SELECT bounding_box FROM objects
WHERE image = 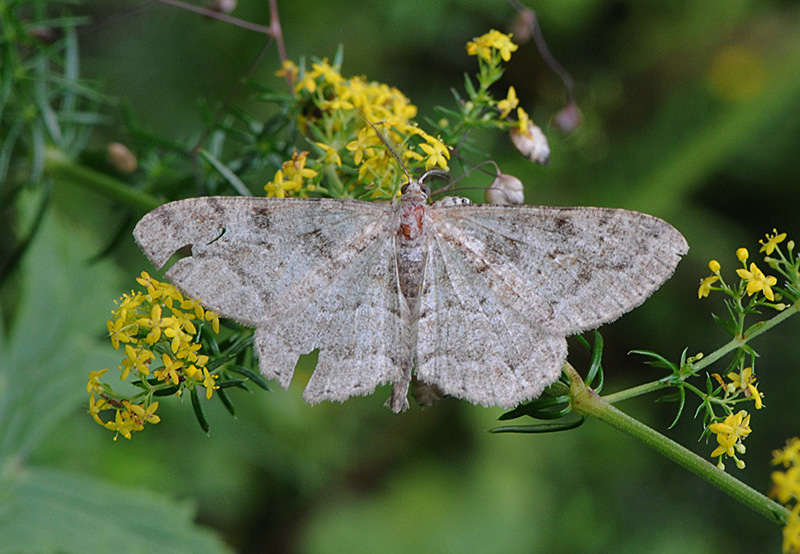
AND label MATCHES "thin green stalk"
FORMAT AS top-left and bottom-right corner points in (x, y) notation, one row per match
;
(693, 303), (800, 372)
(601, 379), (671, 404)
(44, 147), (161, 211)
(602, 303), (800, 405)
(566, 362), (788, 525)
